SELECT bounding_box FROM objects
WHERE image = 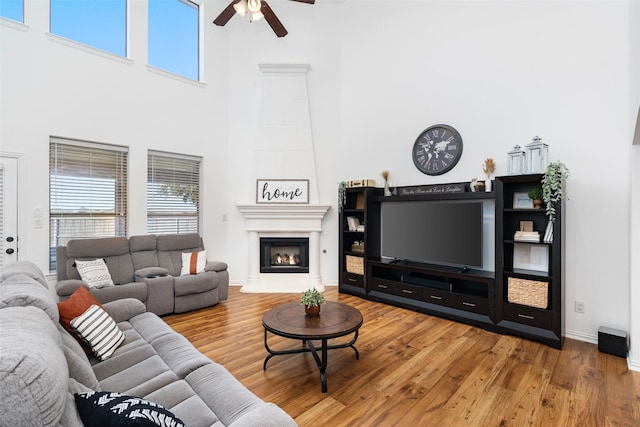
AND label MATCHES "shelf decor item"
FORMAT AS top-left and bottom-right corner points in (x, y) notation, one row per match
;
(346, 255), (364, 275)
(507, 145), (526, 175)
(482, 158), (496, 192)
(300, 287), (326, 316)
(542, 161), (569, 222)
(527, 185), (544, 209)
(381, 170), (392, 196)
(507, 277), (549, 309)
(412, 124), (463, 176)
(338, 181), (346, 212)
(525, 136), (549, 173)
(513, 192), (534, 209)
